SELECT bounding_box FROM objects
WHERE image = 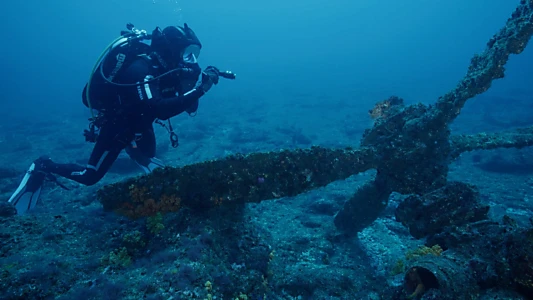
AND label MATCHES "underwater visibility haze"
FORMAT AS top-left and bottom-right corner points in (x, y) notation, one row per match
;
(0, 0), (533, 299)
